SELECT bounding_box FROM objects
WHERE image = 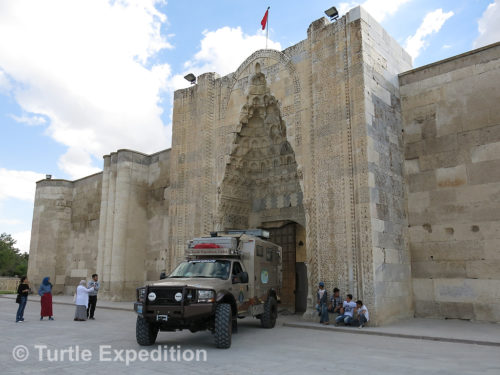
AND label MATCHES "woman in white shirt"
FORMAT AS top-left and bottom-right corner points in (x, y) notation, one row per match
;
(74, 280), (95, 321)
